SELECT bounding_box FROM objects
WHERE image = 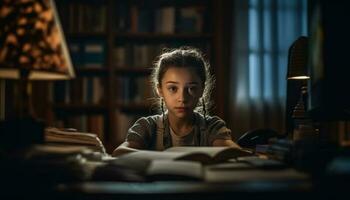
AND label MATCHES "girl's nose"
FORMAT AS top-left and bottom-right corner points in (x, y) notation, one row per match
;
(178, 88), (189, 102)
